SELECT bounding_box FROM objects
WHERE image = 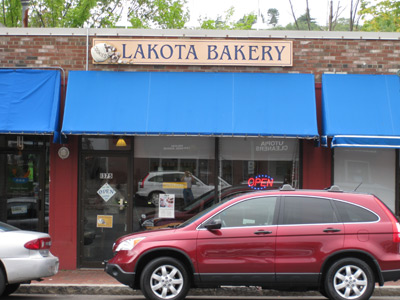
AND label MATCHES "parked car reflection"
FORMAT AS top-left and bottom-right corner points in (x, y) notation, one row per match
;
(136, 171), (230, 206)
(7, 197), (48, 232)
(140, 185), (253, 230)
